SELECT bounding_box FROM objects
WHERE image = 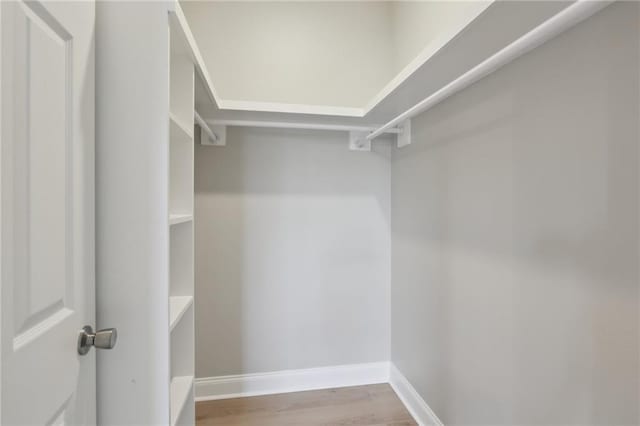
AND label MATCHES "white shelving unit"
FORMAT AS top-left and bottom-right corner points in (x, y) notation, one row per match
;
(96, 2), (215, 424)
(170, 375), (195, 426)
(169, 6), (196, 425)
(170, 214), (194, 226)
(170, 296), (194, 331)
